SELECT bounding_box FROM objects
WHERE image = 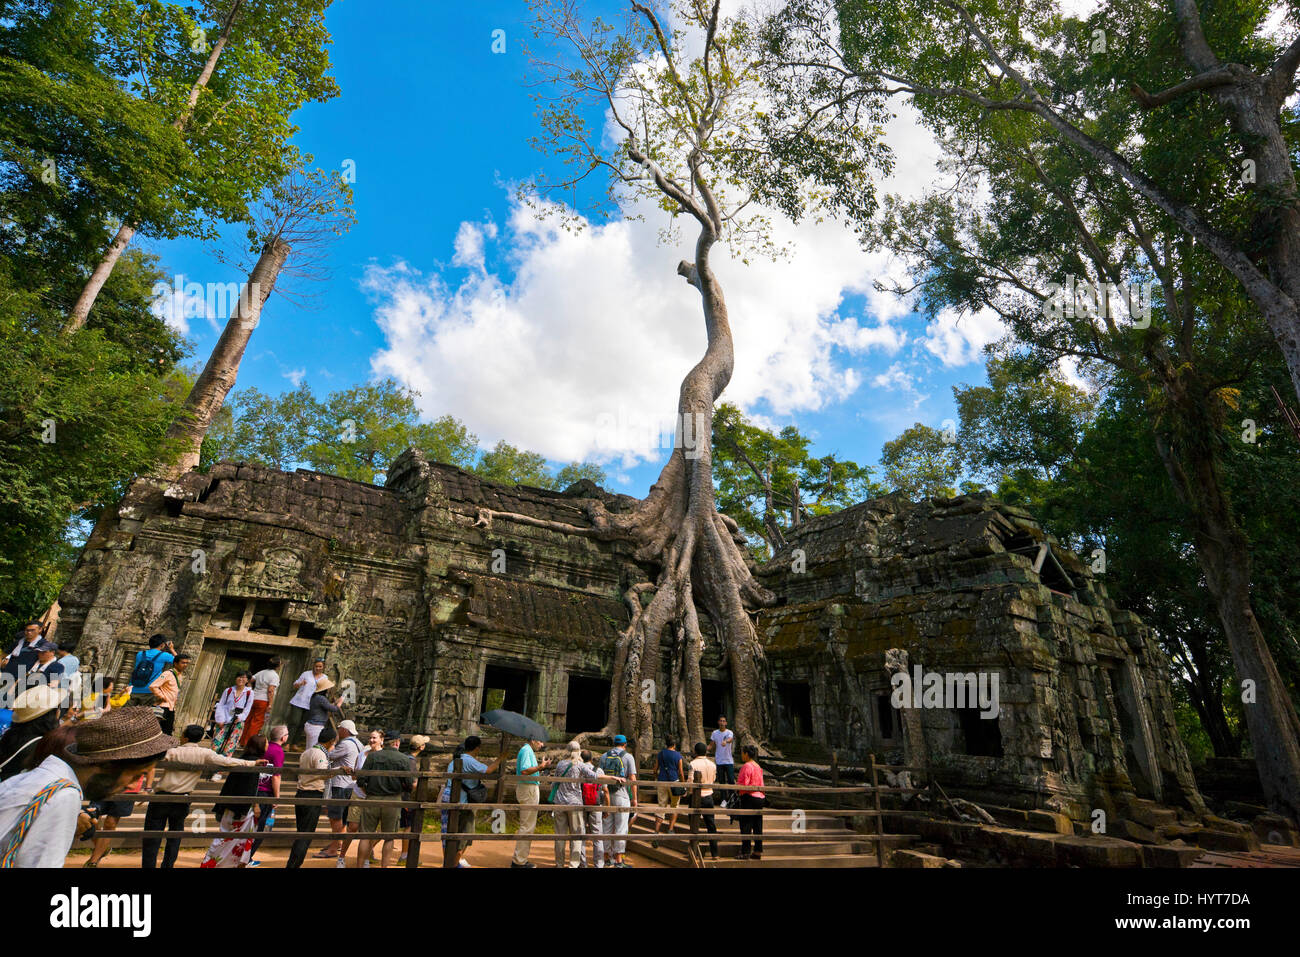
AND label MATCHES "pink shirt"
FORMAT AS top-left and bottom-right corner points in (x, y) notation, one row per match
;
(737, 761), (765, 799)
